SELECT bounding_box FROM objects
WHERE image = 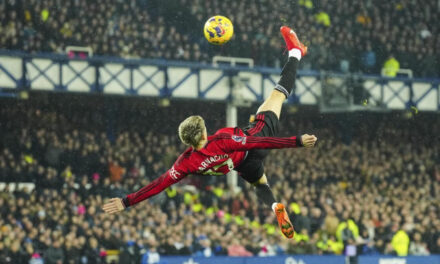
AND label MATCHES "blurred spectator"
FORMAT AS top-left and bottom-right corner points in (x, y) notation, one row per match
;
(44, 240), (64, 264)
(29, 253), (44, 264)
(227, 239), (253, 257)
(119, 239), (141, 264)
(141, 247), (160, 264)
(409, 233), (430, 256)
(361, 241), (380, 256)
(323, 210), (339, 236)
(361, 43), (376, 73)
(431, 237), (440, 254)
(7, 241), (28, 263)
(315, 11), (331, 27)
(109, 161), (125, 183)
(294, 207), (311, 234)
(195, 238), (212, 257)
(84, 237), (104, 264)
(382, 55), (400, 77)
(391, 226), (410, 256)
